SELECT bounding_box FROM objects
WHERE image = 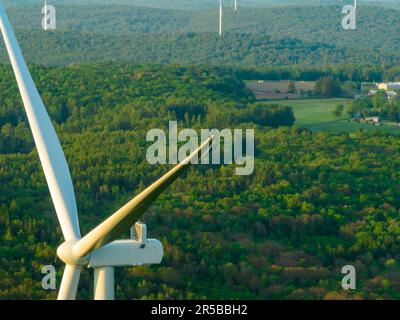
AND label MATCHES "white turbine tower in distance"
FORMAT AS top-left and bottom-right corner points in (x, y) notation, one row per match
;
(0, 2), (213, 300)
(234, 0), (237, 12)
(44, 0), (47, 30)
(44, 0), (47, 31)
(219, 0), (223, 36)
(354, 0), (357, 29)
